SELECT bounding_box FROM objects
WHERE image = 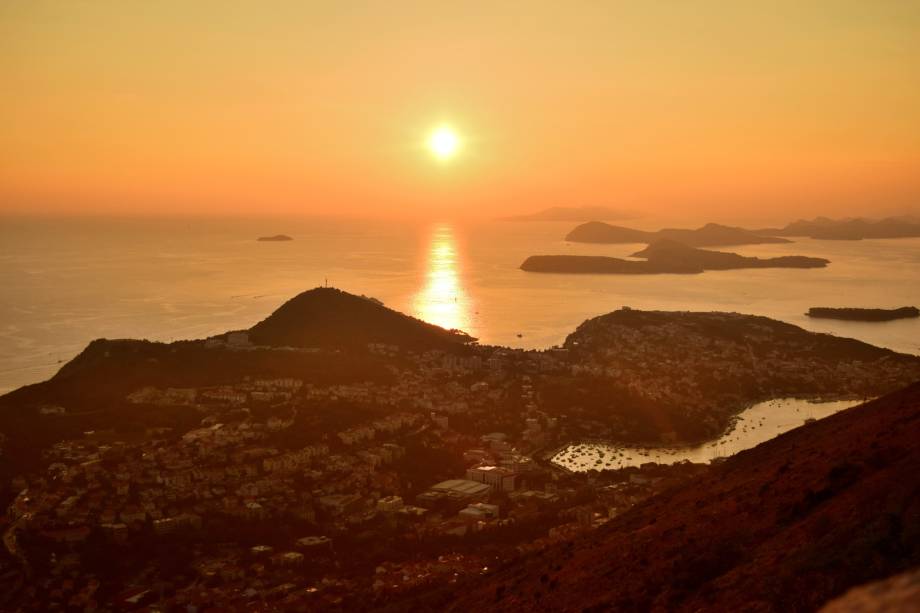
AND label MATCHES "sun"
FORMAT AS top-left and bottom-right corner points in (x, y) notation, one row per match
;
(428, 125), (460, 160)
